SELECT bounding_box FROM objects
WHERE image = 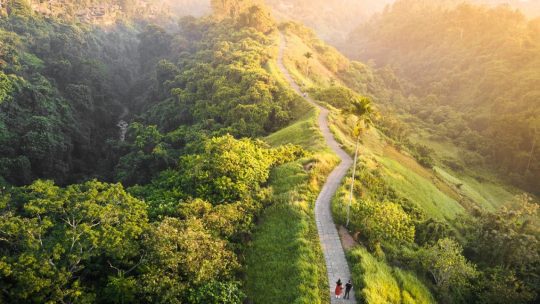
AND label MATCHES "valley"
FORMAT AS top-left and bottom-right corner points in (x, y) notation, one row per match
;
(0, 0), (538, 304)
